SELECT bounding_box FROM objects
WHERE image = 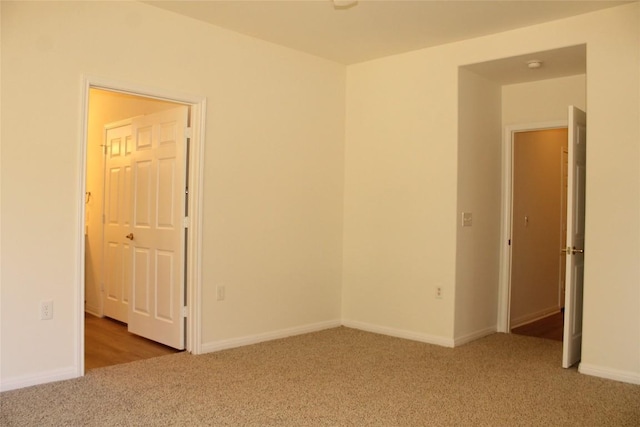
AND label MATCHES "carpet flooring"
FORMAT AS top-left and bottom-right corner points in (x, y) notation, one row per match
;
(1, 327), (639, 426)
